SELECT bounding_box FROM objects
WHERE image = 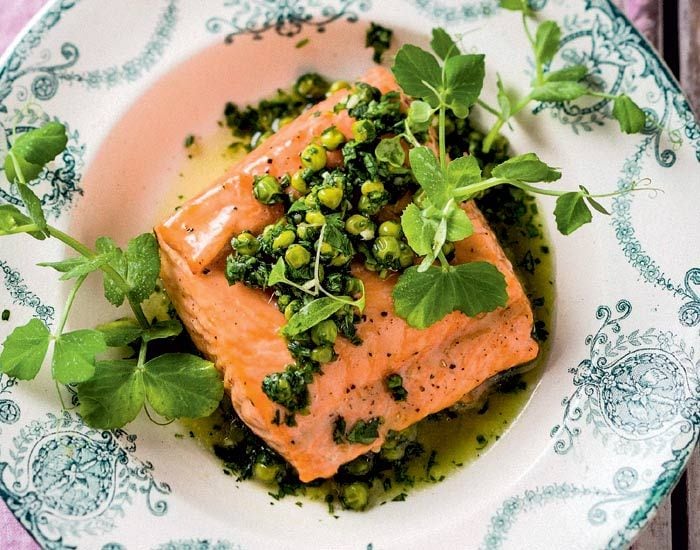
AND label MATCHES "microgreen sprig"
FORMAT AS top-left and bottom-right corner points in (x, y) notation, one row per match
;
(479, 0), (647, 152)
(0, 123), (223, 428)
